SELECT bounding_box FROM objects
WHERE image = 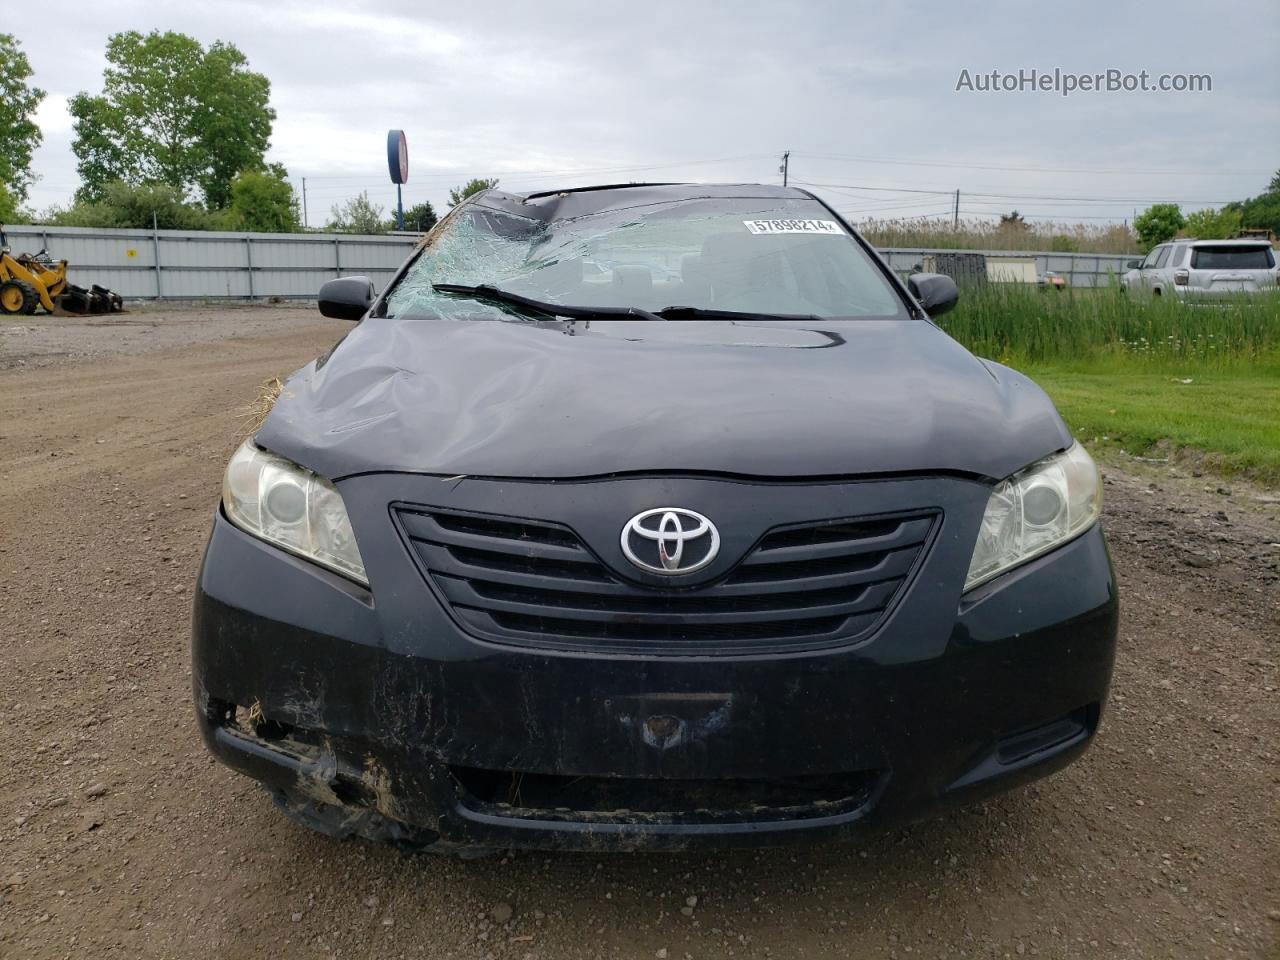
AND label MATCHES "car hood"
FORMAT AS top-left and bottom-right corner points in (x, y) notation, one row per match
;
(257, 316), (1071, 482)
